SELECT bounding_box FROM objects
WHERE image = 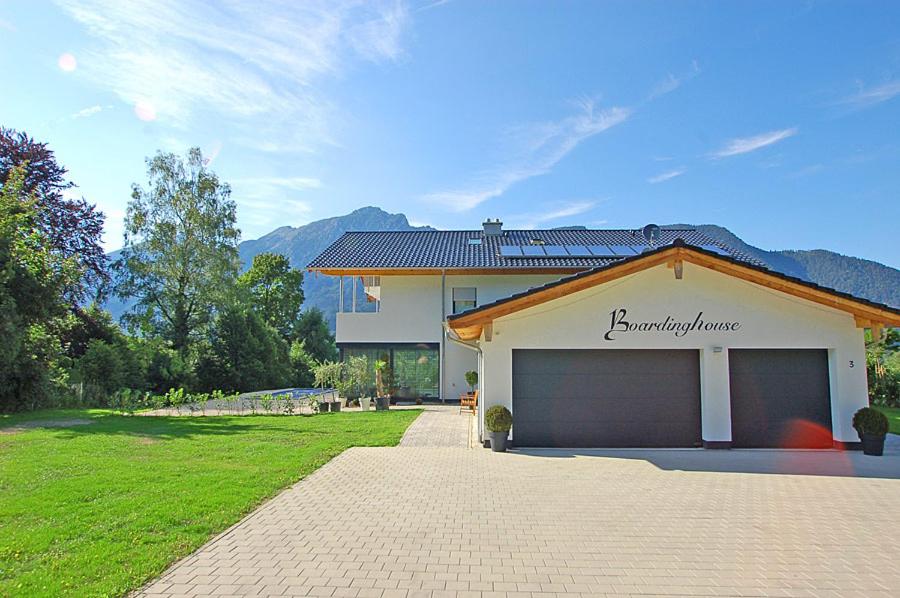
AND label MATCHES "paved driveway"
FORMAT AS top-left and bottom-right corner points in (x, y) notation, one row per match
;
(140, 413), (900, 598)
